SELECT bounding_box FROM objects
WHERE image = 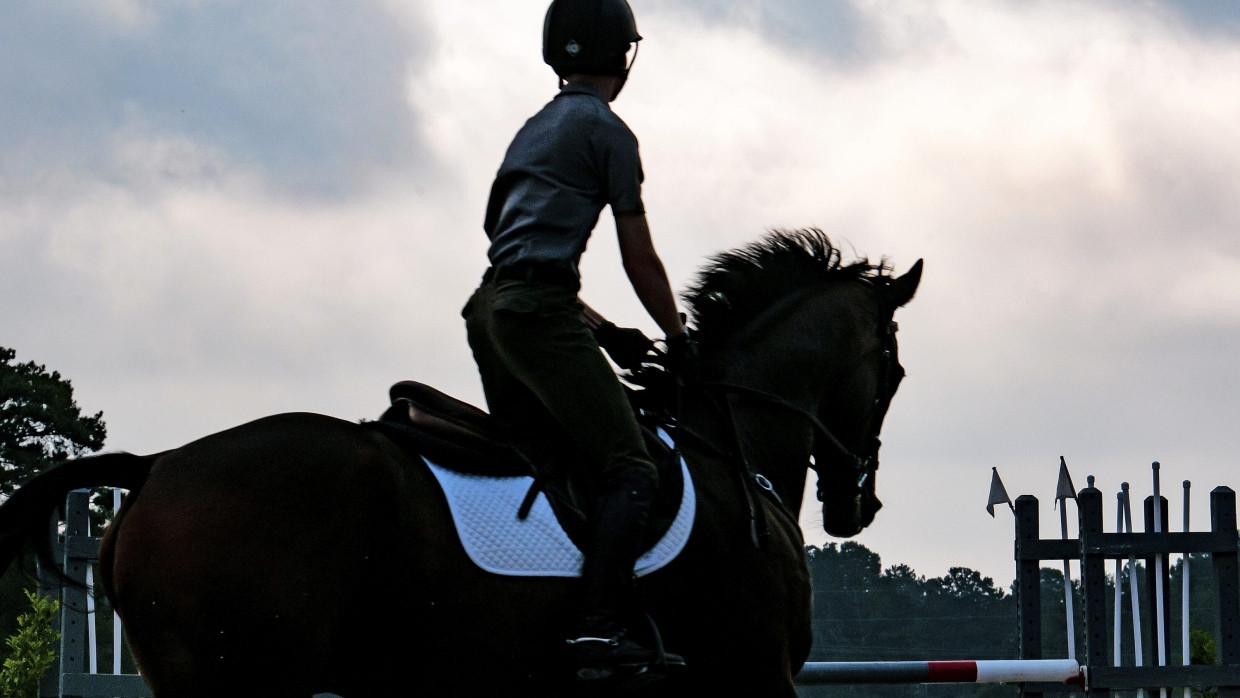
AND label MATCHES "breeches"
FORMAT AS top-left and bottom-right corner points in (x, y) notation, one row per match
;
(462, 278), (656, 485)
